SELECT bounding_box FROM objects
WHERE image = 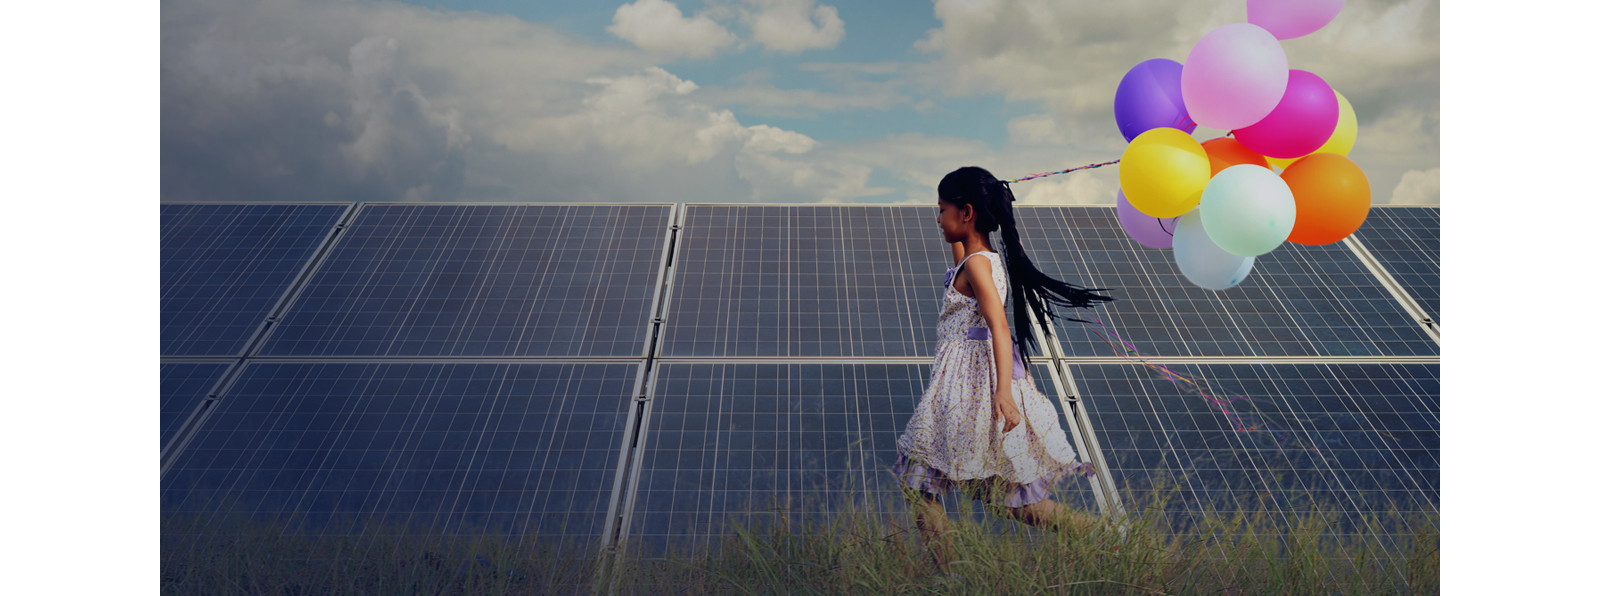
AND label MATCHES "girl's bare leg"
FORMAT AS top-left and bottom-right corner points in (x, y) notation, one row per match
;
(1007, 498), (1096, 534)
(911, 492), (952, 573)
